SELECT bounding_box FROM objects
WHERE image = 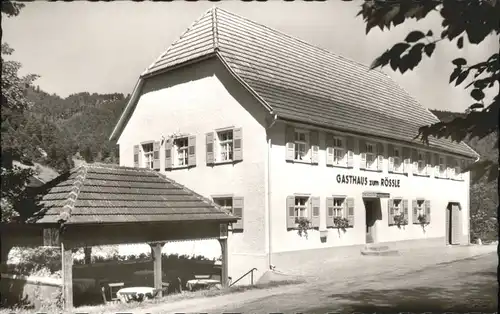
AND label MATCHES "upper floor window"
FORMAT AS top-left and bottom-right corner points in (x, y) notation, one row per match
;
(333, 137), (345, 165)
(365, 142), (376, 169)
(217, 130), (233, 162)
(417, 151), (426, 173)
(439, 156), (446, 175)
(142, 143), (154, 169)
(174, 137), (189, 167)
(393, 147), (402, 172)
(214, 197), (233, 212)
(294, 130), (309, 161)
(294, 196), (309, 218)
